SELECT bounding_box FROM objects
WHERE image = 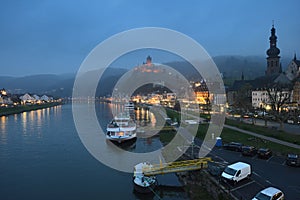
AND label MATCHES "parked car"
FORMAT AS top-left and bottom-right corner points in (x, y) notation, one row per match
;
(221, 162), (251, 184)
(286, 153), (300, 167)
(257, 148), (272, 159)
(223, 142), (243, 152)
(242, 146), (257, 157)
(252, 187), (284, 200)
